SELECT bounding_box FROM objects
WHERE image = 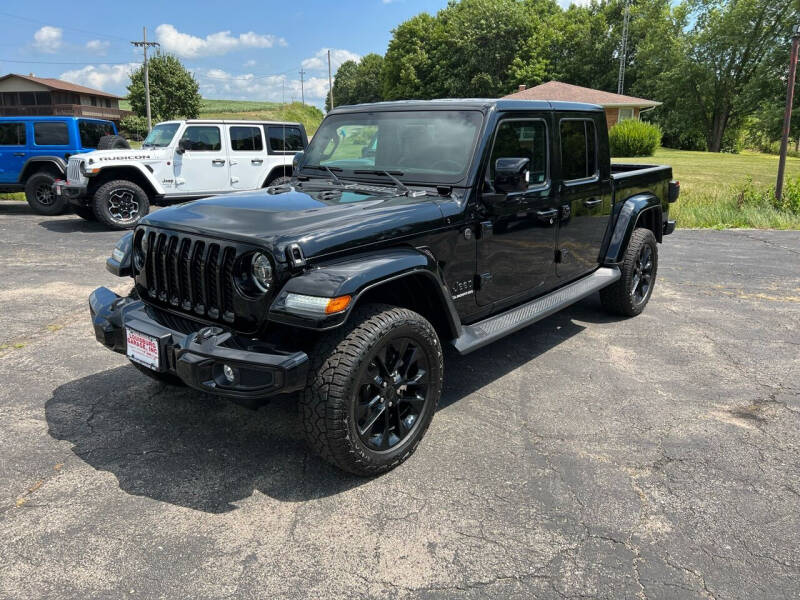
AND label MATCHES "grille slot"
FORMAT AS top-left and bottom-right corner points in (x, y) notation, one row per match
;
(67, 159), (82, 182)
(140, 228), (242, 327)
